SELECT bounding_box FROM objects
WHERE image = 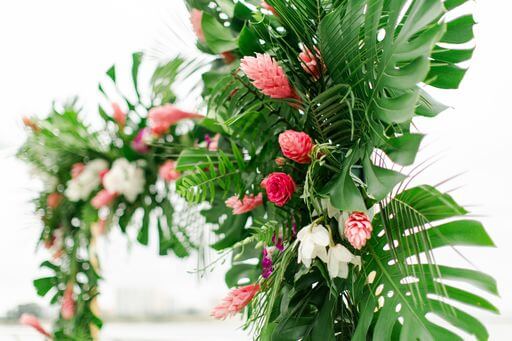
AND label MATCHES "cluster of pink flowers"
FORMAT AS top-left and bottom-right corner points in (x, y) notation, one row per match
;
(240, 53), (297, 99)
(261, 172), (296, 207)
(344, 212), (373, 250)
(278, 130), (314, 164)
(159, 160), (180, 182)
(225, 193), (263, 214)
(211, 284), (260, 319)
